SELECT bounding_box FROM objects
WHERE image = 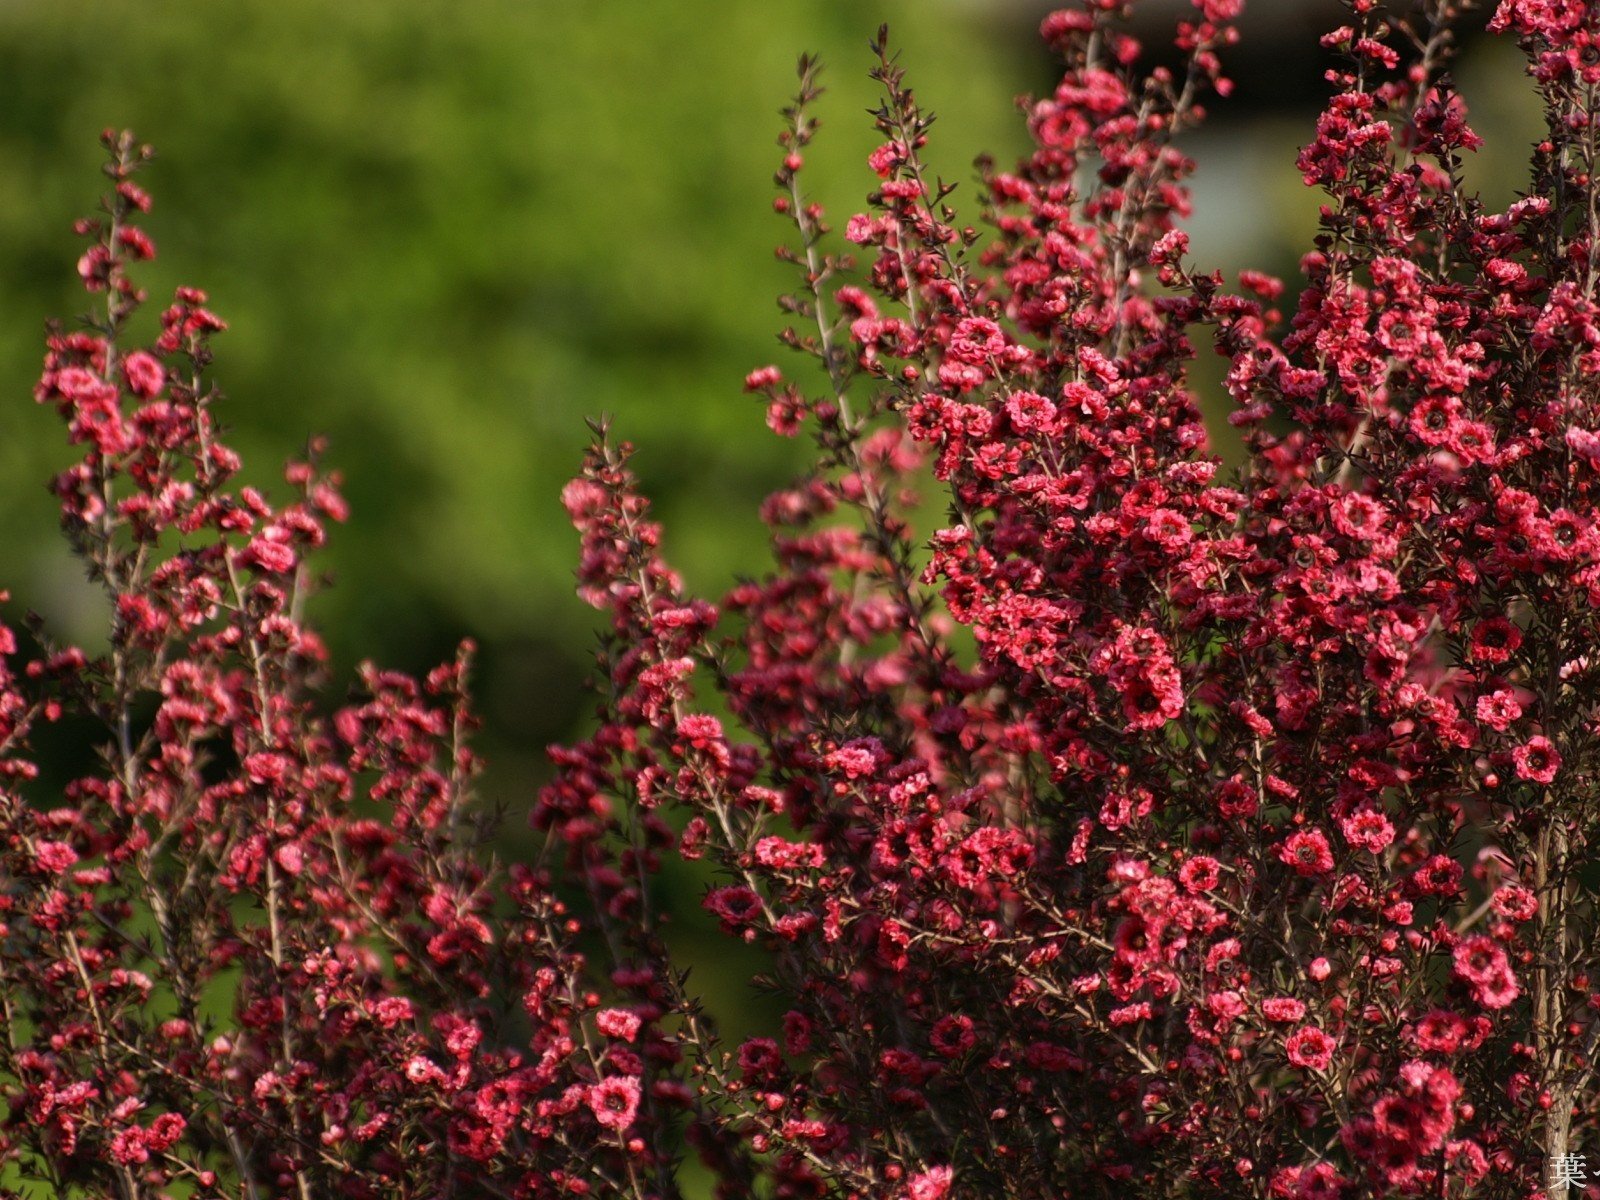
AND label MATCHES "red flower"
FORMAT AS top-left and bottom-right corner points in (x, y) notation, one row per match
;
(1468, 616), (1522, 664)
(1178, 855), (1221, 893)
(19, 5), (1600, 1194)
(31, 841), (78, 874)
